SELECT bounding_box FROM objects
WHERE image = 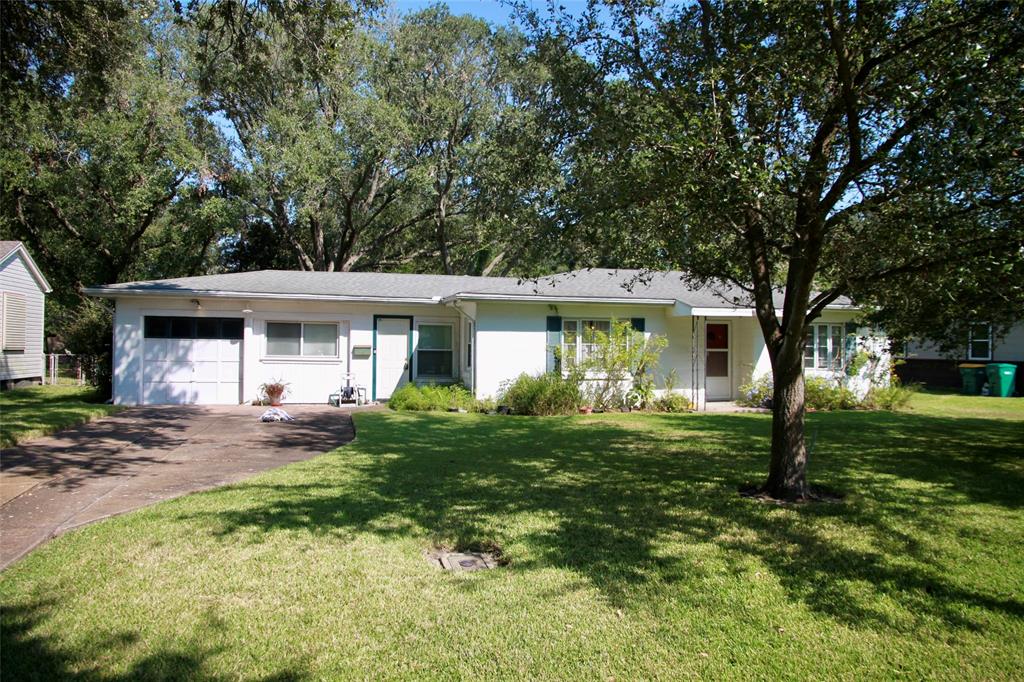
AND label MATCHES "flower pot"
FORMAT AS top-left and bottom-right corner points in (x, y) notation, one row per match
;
(270, 400), (282, 407)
